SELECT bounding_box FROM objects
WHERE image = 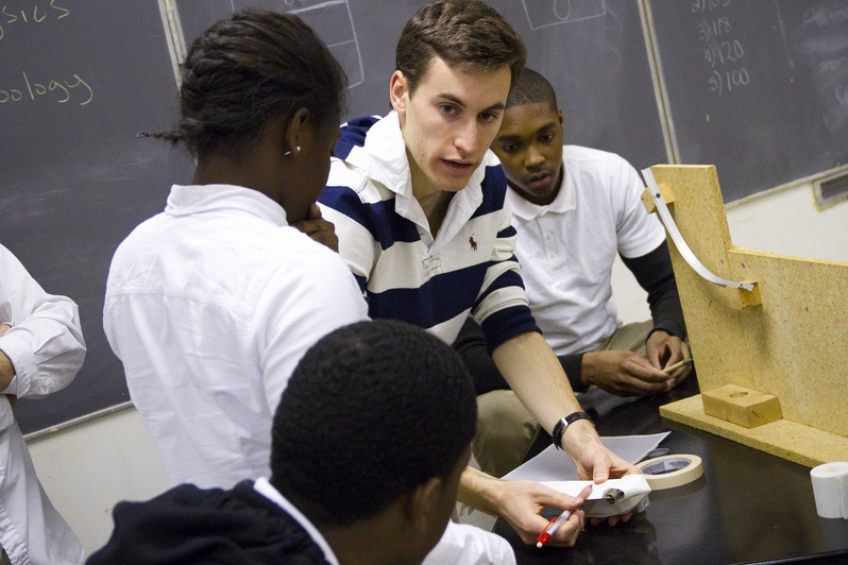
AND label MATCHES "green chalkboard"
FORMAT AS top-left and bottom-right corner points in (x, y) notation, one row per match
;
(649, 0), (848, 201)
(0, 1), (193, 433)
(174, 0), (668, 173)
(6, 0), (845, 434)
